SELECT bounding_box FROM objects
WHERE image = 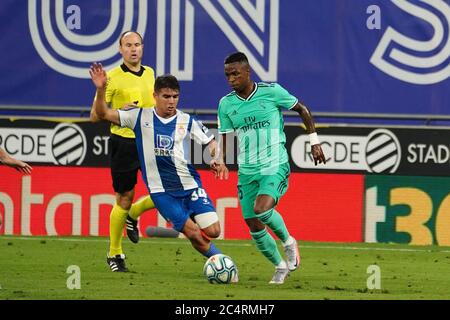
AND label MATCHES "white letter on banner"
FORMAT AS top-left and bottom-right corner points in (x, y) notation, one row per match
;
(366, 5), (381, 30)
(66, 5), (81, 30)
(45, 194), (82, 236)
(364, 187), (386, 243)
(0, 193), (14, 235)
(21, 176), (44, 236)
